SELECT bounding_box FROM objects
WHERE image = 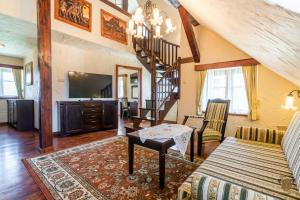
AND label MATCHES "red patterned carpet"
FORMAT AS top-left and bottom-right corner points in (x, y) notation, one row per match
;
(23, 136), (200, 200)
